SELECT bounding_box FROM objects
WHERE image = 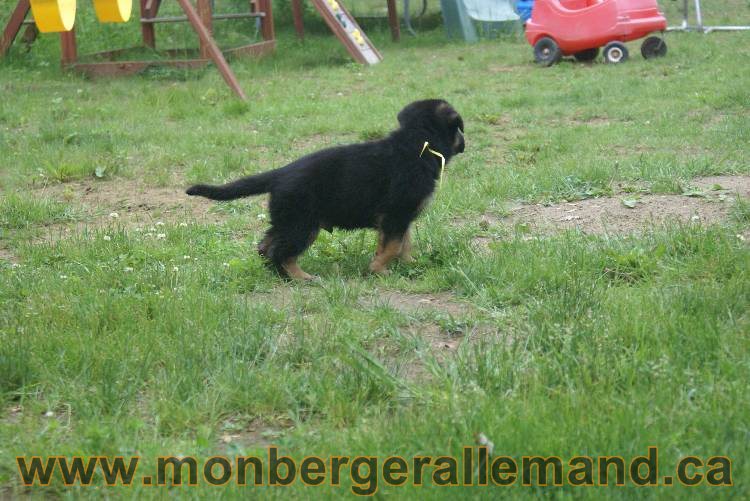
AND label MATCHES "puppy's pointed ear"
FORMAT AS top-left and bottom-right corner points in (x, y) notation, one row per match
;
(436, 101), (459, 122)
